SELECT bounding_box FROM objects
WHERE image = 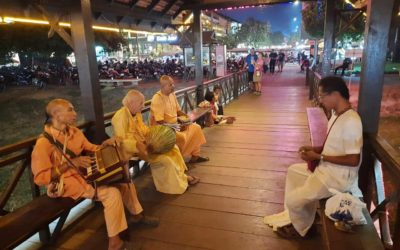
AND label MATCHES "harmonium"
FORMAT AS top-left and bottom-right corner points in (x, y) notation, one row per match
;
(82, 145), (130, 186)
